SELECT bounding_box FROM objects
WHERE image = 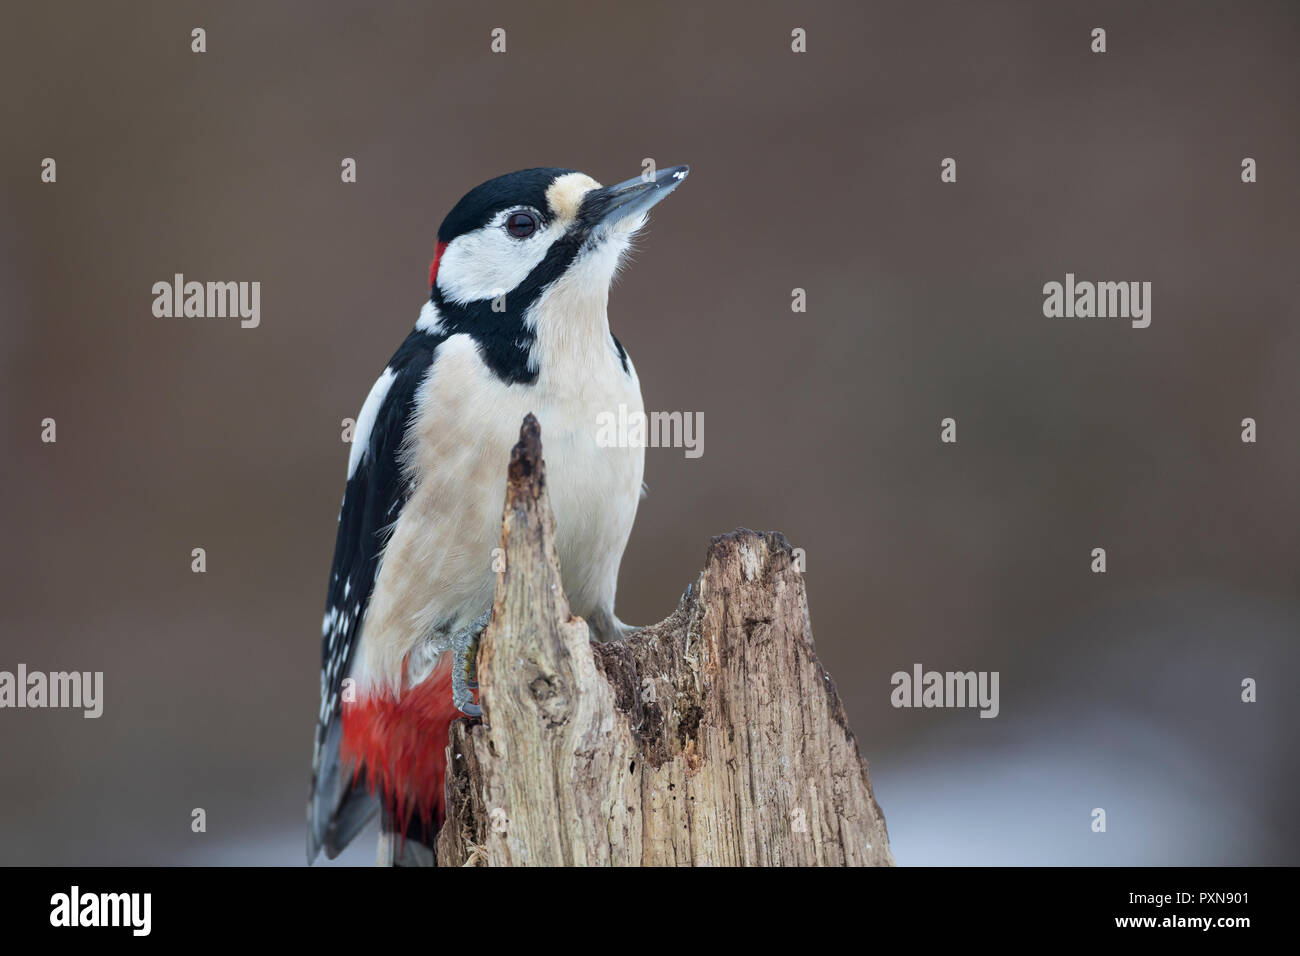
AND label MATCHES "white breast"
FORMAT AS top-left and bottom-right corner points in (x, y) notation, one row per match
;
(352, 297), (644, 699)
